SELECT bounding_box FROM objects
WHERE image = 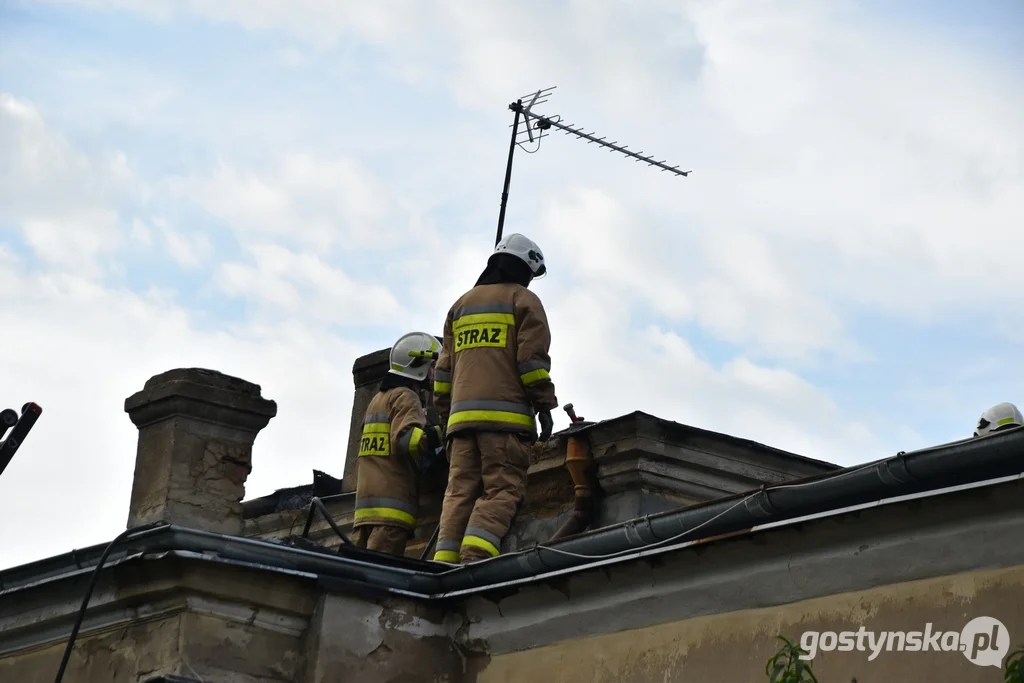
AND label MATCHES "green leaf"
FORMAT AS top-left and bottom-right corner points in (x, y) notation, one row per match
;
(1005, 647), (1024, 683)
(765, 633), (819, 683)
